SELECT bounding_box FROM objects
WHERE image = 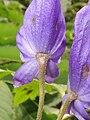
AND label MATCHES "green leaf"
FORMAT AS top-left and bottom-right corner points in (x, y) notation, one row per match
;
(13, 80), (57, 107)
(14, 105), (35, 120)
(0, 81), (35, 120)
(13, 80), (39, 107)
(54, 48), (70, 85)
(7, 9), (23, 24)
(45, 83), (55, 93)
(61, 0), (71, 12)
(42, 112), (57, 120)
(0, 81), (13, 120)
(0, 46), (20, 60)
(62, 48), (70, 60)
(7, 1), (24, 11)
(14, 80), (67, 107)
(0, 2), (8, 19)
(0, 23), (20, 45)
(0, 69), (14, 84)
(55, 59), (68, 84)
(44, 84), (66, 115)
(0, 69), (14, 80)
(63, 114), (77, 120)
(0, 1), (24, 24)
(51, 83), (67, 96)
(44, 93), (60, 115)
(0, 62), (21, 71)
(47, 114), (57, 120)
